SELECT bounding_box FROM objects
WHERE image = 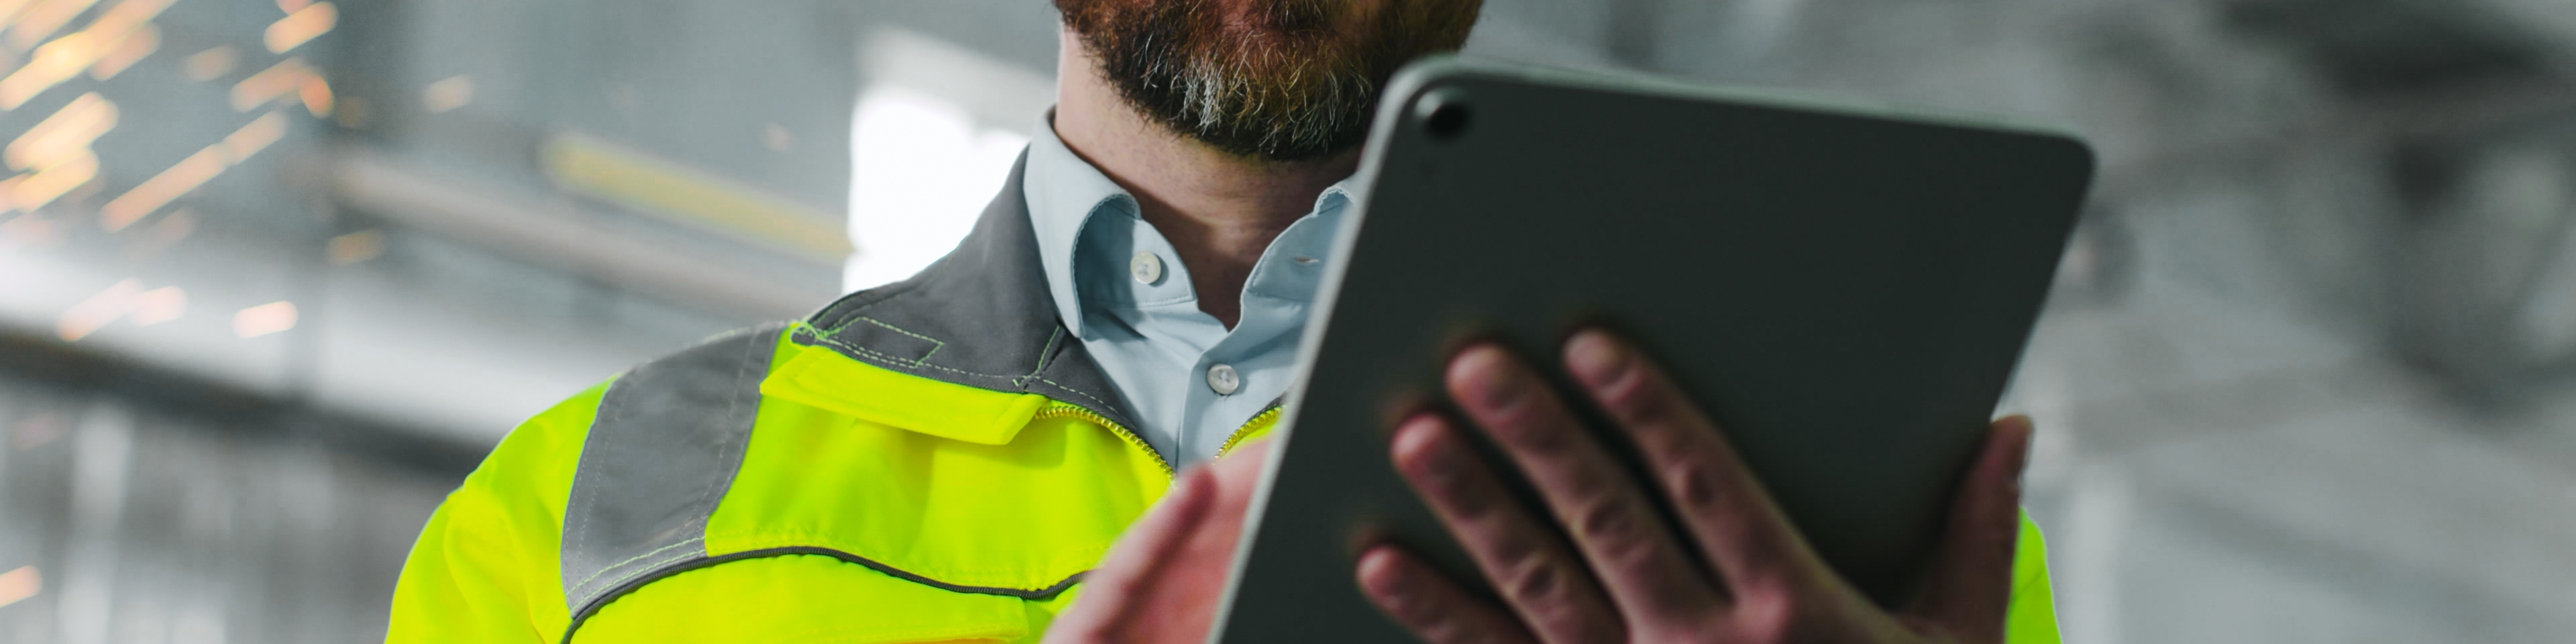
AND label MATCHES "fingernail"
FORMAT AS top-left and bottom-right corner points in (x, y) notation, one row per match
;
(1985, 415), (2035, 492)
(2008, 416), (2035, 485)
(1354, 546), (1412, 604)
(1563, 329), (1626, 385)
(1393, 417), (1493, 515)
(2000, 416), (2033, 458)
(1393, 415), (1458, 478)
(1356, 545), (1400, 580)
(1448, 345), (1521, 409)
